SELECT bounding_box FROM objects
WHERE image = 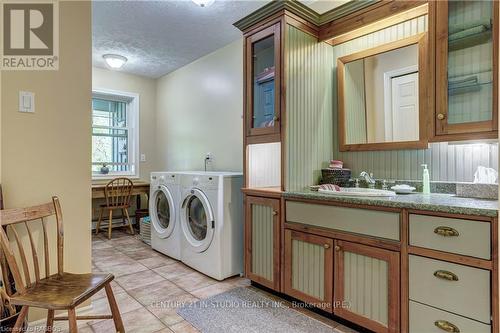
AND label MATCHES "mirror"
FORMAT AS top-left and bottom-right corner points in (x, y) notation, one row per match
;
(338, 33), (429, 151)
